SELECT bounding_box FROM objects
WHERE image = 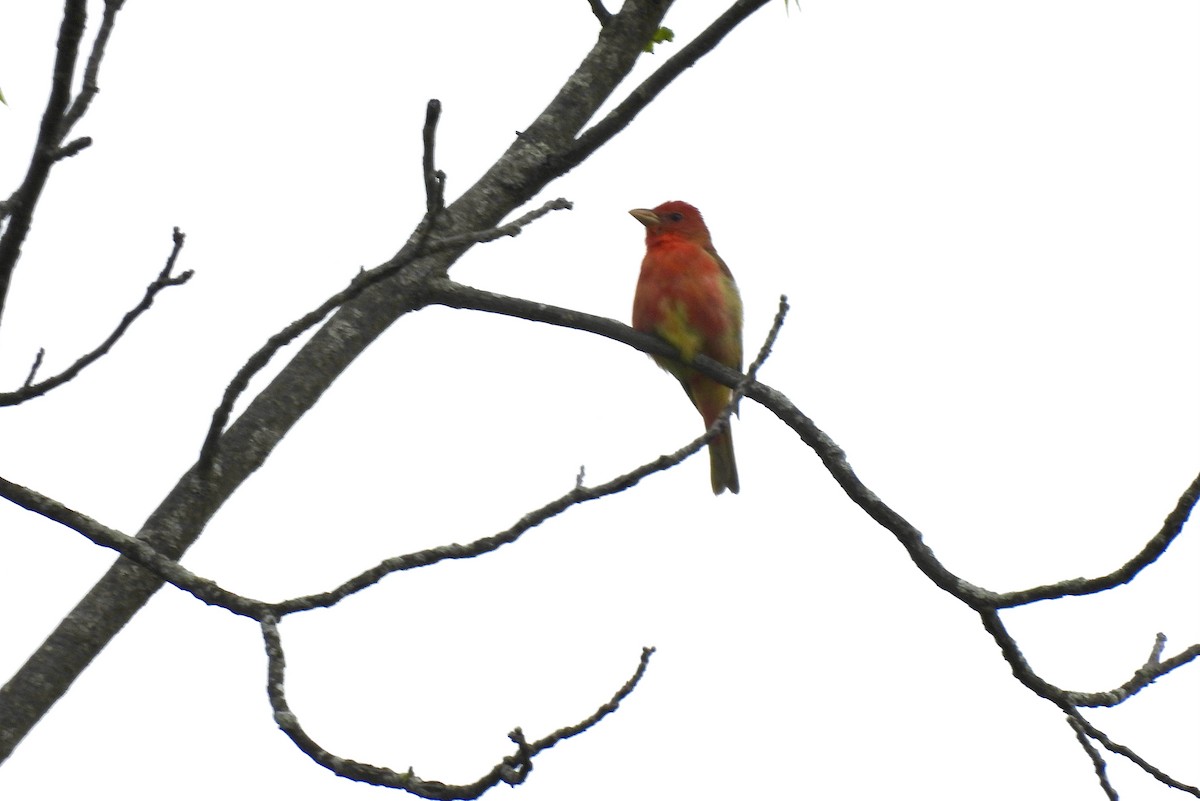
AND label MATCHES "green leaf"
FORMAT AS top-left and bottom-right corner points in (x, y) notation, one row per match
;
(0, 87), (6, 106)
(643, 26), (674, 53)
